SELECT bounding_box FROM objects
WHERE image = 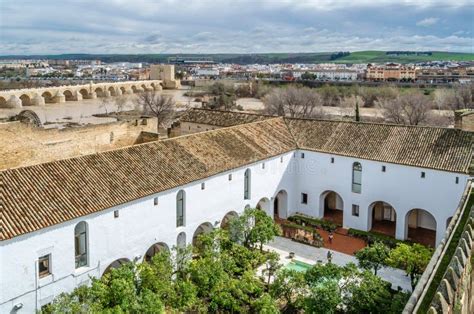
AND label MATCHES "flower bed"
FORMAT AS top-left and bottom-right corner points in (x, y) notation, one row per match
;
(280, 222), (324, 247)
